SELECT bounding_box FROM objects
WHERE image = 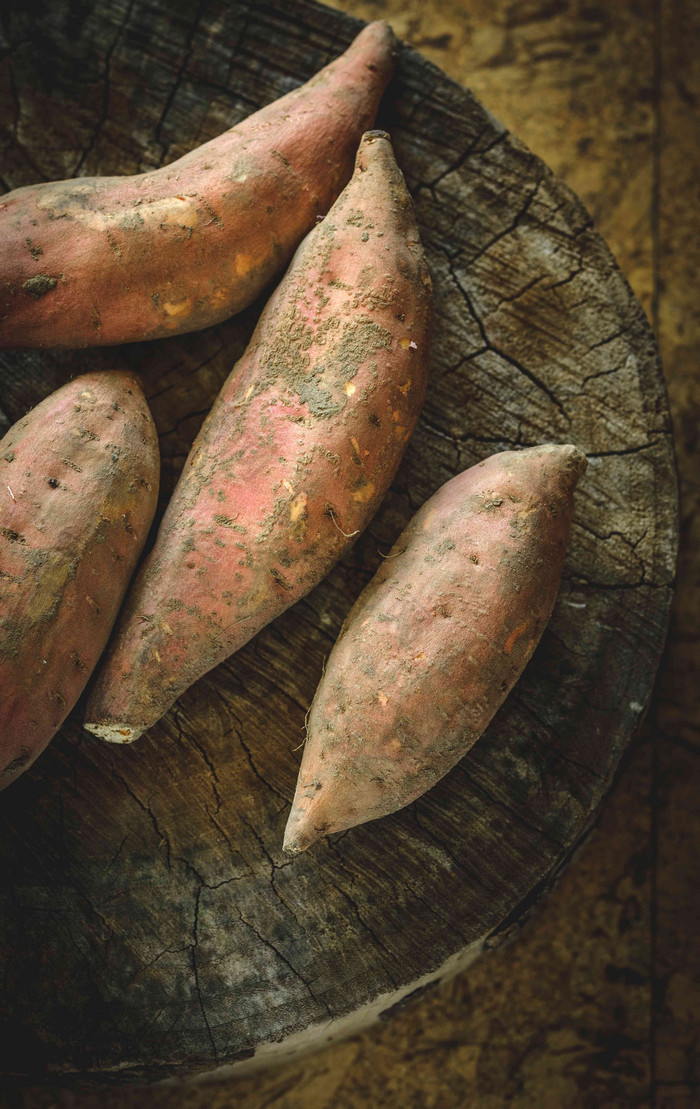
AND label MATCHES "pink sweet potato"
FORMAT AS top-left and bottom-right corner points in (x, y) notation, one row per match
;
(84, 129), (432, 744)
(0, 372), (159, 787)
(0, 22), (397, 349)
(283, 444), (587, 853)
